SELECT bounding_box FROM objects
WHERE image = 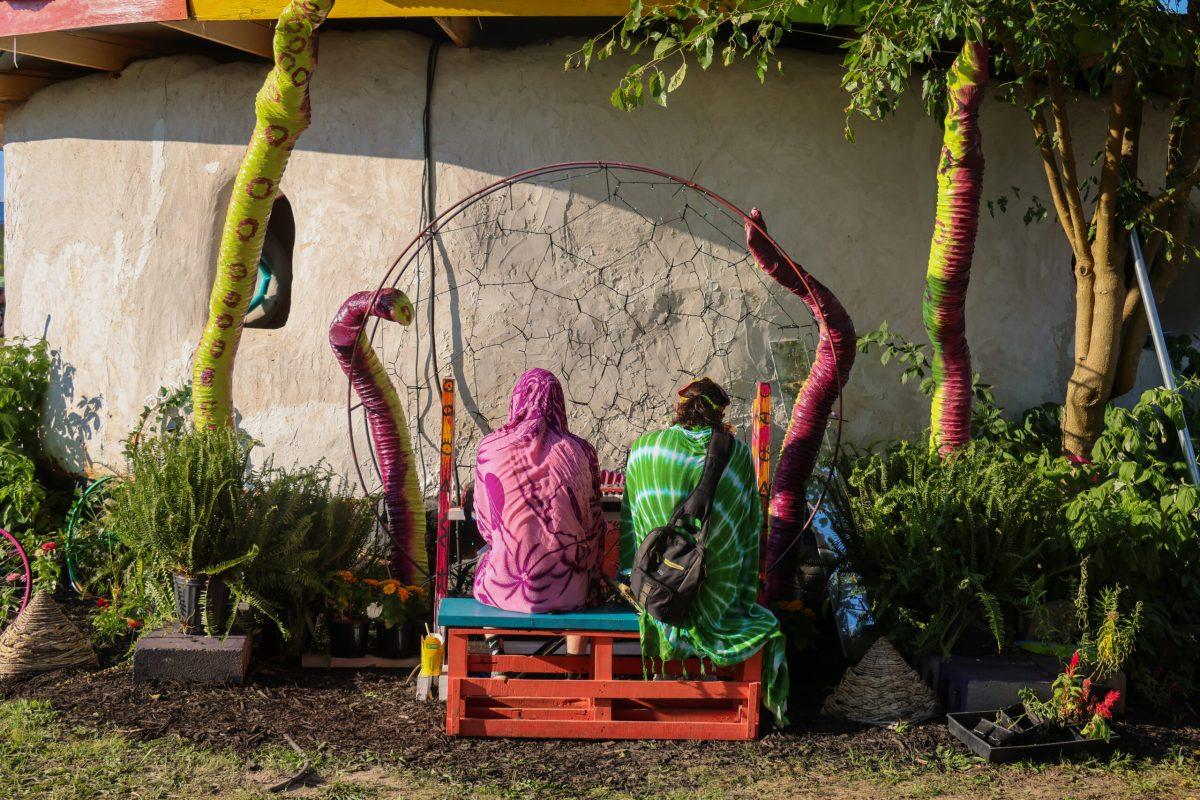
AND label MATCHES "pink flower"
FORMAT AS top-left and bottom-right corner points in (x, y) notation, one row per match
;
(41, 541), (57, 552)
(4, 572), (20, 584)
